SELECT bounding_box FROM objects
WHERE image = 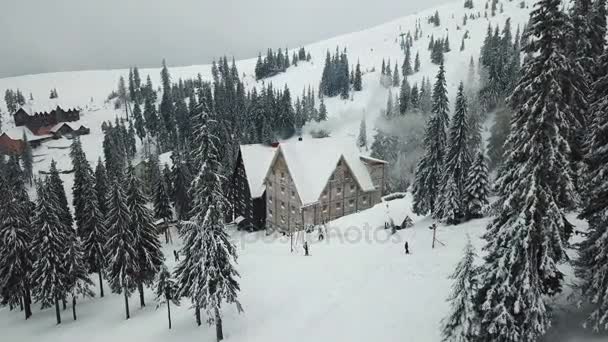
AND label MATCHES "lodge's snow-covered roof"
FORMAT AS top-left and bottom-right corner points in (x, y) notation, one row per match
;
(49, 121), (88, 133)
(3, 126), (52, 141)
(272, 137), (382, 205)
(17, 100), (80, 115)
(240, 144), (278, 198)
